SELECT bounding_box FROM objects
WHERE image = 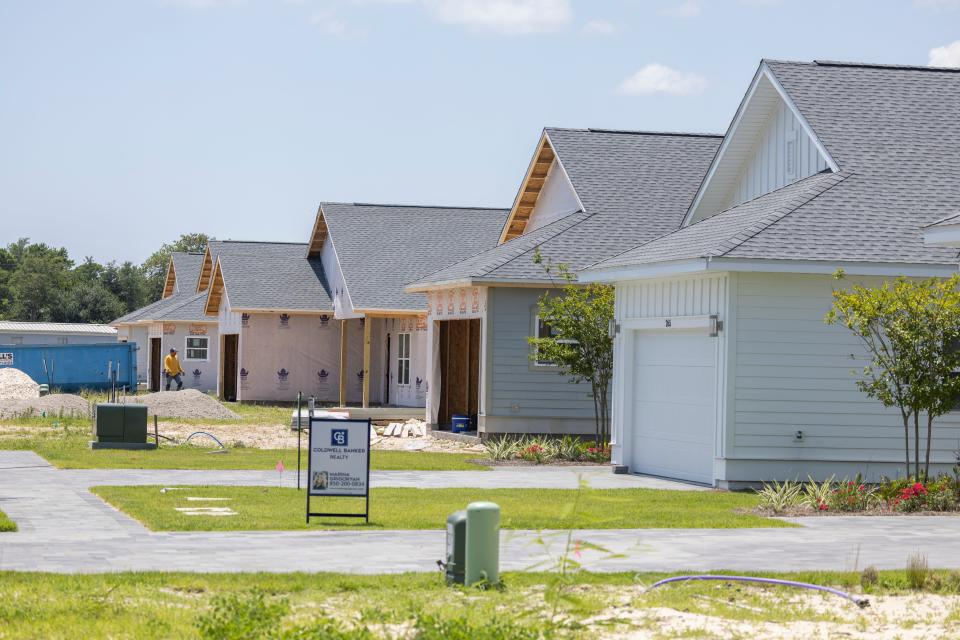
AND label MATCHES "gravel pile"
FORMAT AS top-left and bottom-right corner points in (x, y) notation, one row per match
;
(0, 368), (40, 401)
(0, 394), (90, 419)
(136, 389), (239, 420)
